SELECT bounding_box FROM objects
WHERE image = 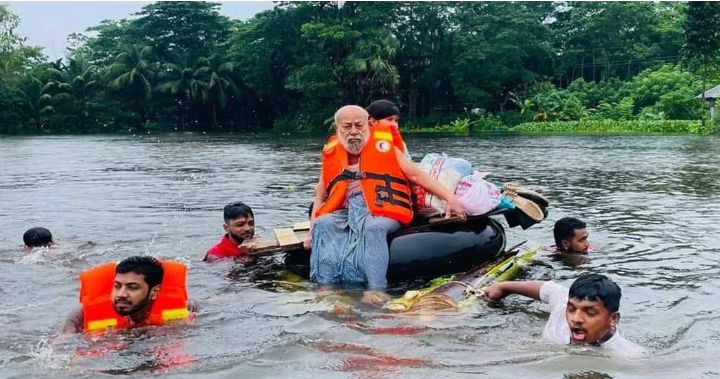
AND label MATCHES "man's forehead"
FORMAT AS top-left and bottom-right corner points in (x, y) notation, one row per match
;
(230, 216), (253, 223)
(336, 106), (368, 122)
(115, 271), (146, 284)
(338, 115), (367, 123)
(568, 297), (605, 309)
